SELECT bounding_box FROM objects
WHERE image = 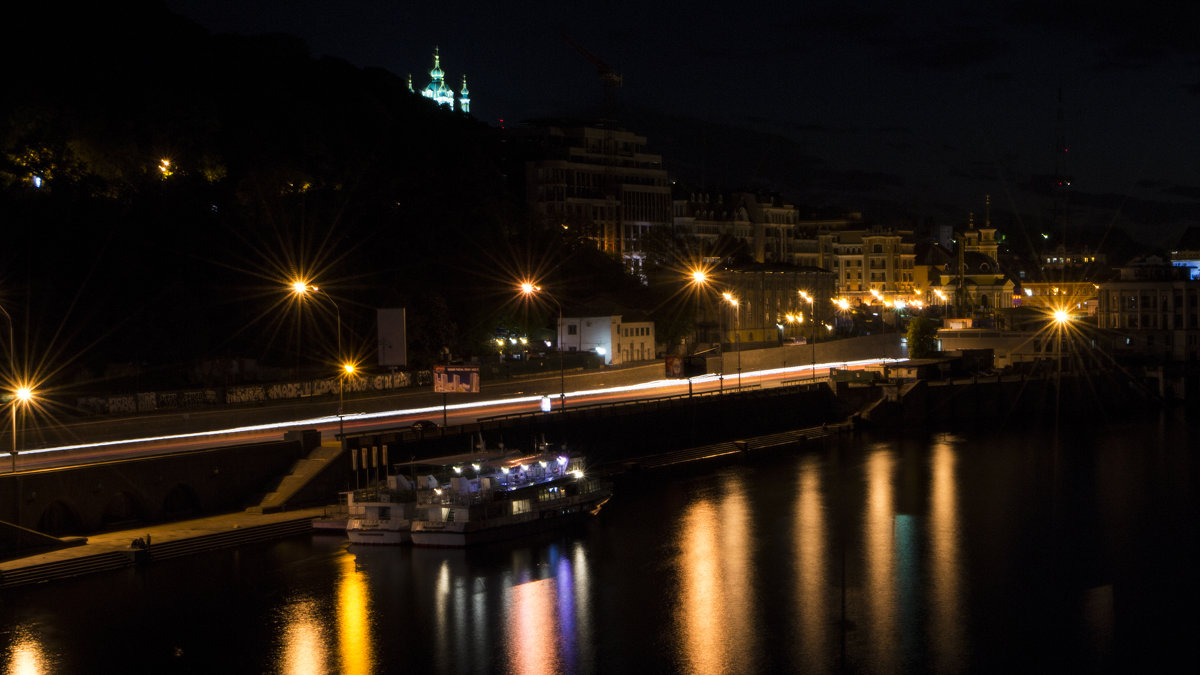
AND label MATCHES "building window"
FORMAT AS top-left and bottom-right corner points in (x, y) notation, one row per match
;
(567, 325), (578, 335)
